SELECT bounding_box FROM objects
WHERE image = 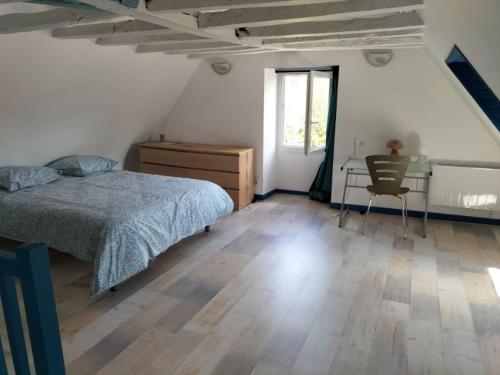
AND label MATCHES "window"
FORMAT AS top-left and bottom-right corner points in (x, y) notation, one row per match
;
(446, 46), (500, 132)
(277, 68), (334, 154)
